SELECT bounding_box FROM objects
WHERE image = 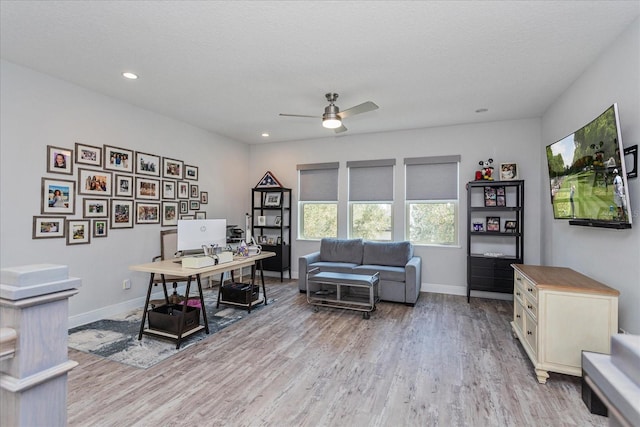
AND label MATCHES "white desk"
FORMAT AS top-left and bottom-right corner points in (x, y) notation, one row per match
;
(130, 252), (274, 348)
